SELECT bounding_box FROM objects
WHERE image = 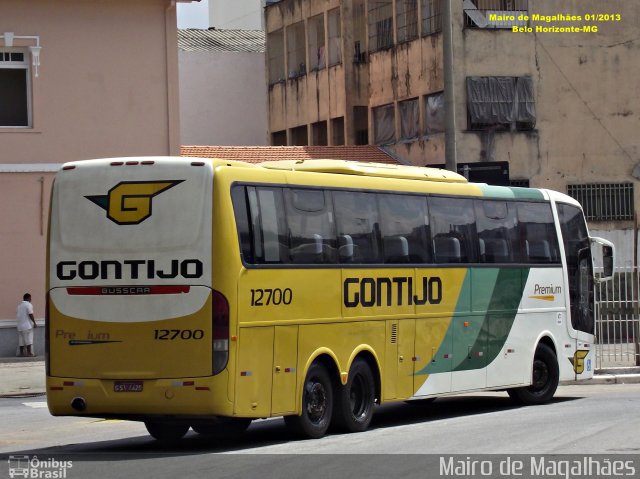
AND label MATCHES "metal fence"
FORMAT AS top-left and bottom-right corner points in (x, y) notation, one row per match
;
(594, 266), (640, 368)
